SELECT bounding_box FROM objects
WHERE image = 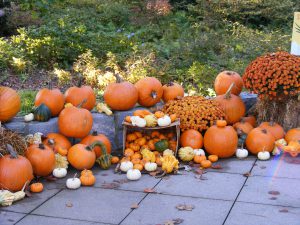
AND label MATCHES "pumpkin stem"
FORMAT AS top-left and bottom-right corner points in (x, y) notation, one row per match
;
(6, 144), (18, 158)
(77, 99), (87, 108)
(47, 139), (55, 146)
(151, 91), (157, 99)
(92, 131), (98, 136)
(166, 82), (174, 87)
(114, 73), (124, 83)
(224, 83), (235, 99)
(38, 143), (45, 150)
(46, 81), (52, 90)
(77, 76), (83, 87)
(86, 141), (107, 155)
(261, 129), (268, 134)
